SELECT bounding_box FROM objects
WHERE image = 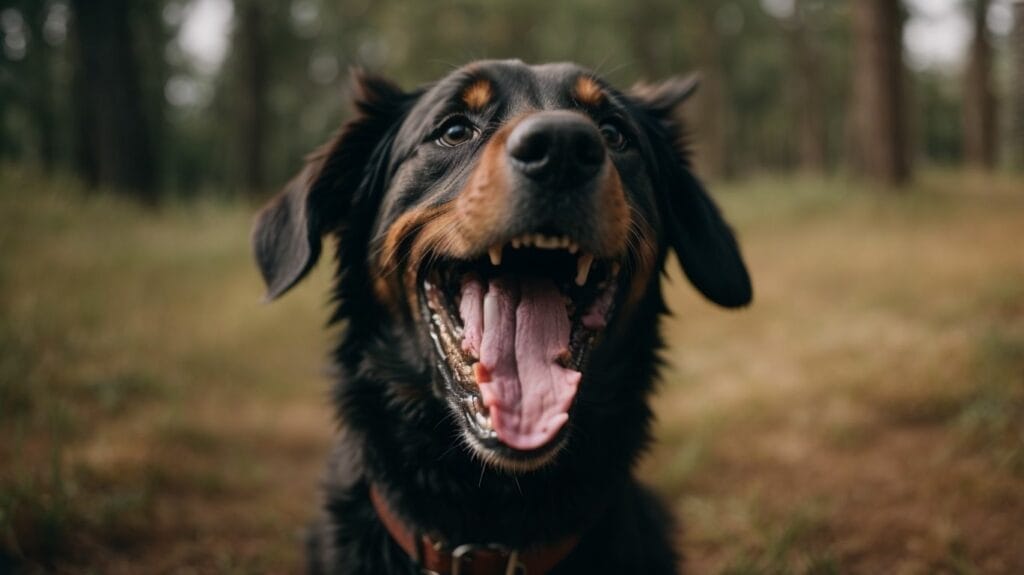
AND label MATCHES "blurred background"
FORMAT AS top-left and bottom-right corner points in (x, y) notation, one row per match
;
(1, 0), (1023, 573)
